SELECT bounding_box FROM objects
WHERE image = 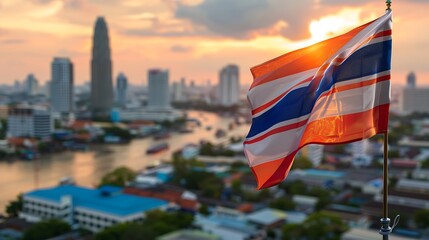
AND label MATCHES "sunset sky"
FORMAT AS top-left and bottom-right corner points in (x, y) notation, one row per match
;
(0, 0), (428, 86)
